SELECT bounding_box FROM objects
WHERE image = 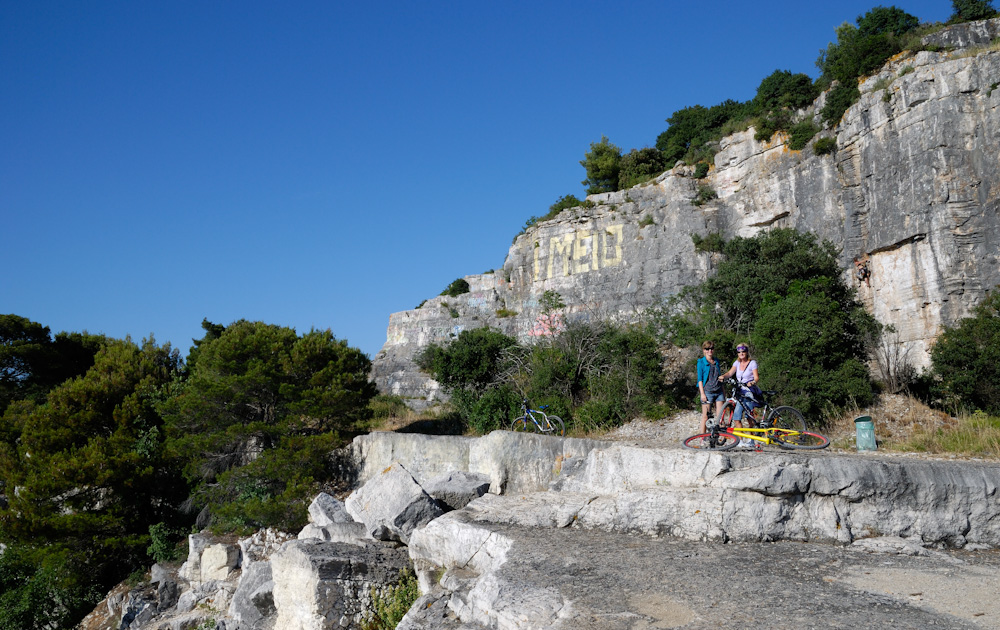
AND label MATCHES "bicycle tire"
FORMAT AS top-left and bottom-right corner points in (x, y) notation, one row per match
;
(511, 416), (536, 433)
(682, 431), (739, 451)
(765, 406), (806, 432)
(775, 430), (829, 450)
(718, 402), (736, 430)
(544, 415), (565, 437)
